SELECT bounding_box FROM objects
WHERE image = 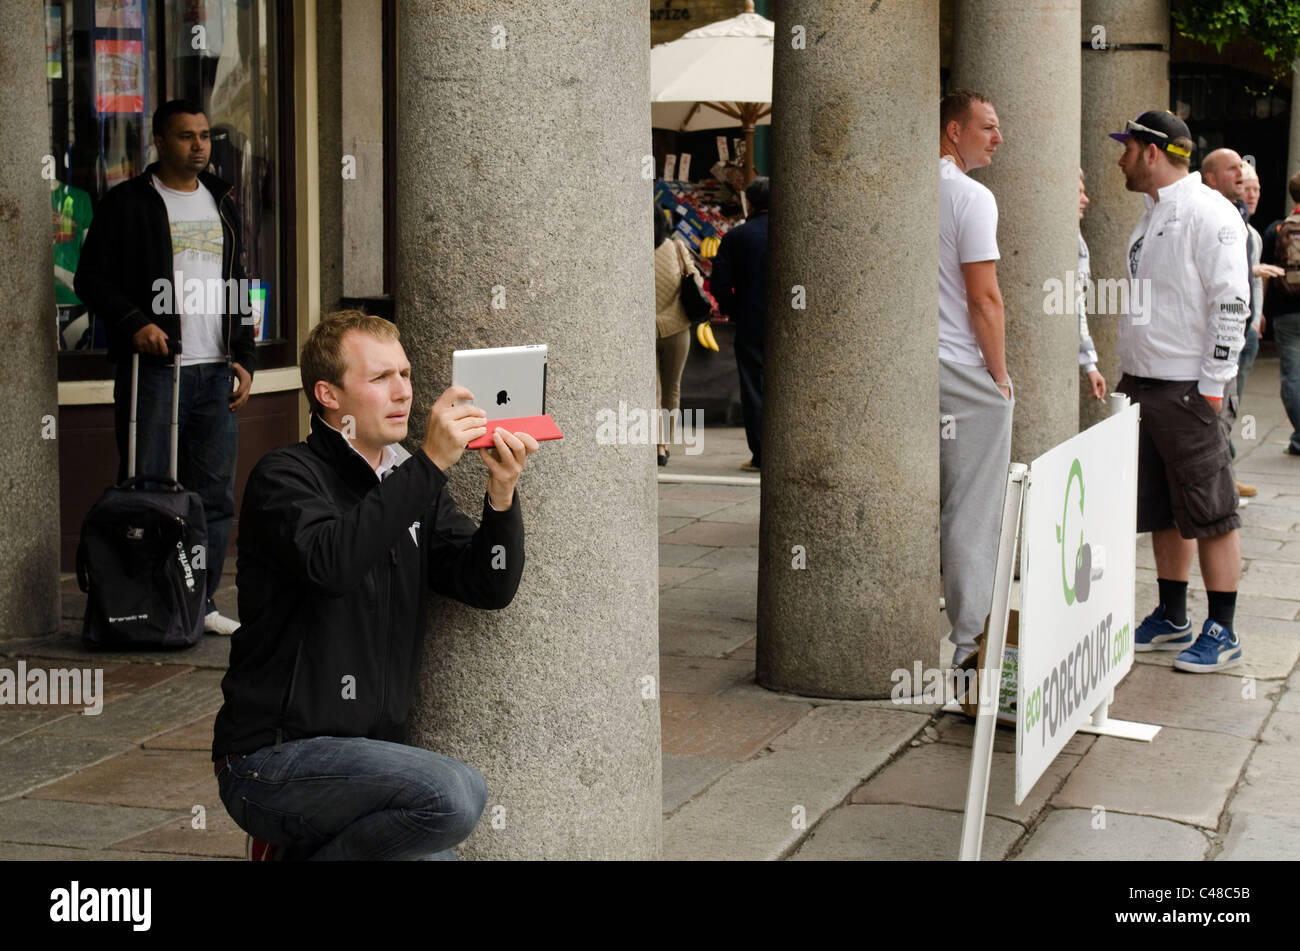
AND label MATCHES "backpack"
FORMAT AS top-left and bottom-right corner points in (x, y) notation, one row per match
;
(1279, 212), (1300, 293)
